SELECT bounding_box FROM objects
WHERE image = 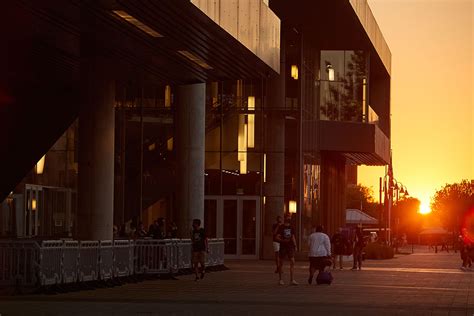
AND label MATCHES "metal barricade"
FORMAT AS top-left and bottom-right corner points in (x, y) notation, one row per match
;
(215, 238), (225, 265)
(168, 239), (180, 273)
(0, 241), (39, 288)
(207, 238), (225, 266)
(178, 240), (192, 269)
(38, 240), (63, 286)
(113, 240), (133, 277)
(99, 240), (114, 281)
(78, 241), (99, 282)
(62, 240), (78, 284)
(134, 240), (170, 274)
